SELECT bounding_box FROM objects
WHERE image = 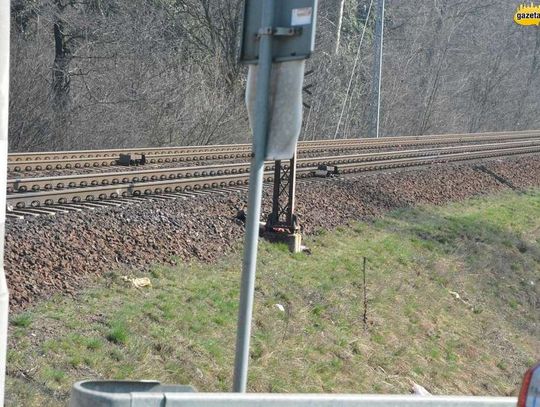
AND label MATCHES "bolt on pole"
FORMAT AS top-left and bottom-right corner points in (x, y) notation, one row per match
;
(232, 0), (275, 393)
